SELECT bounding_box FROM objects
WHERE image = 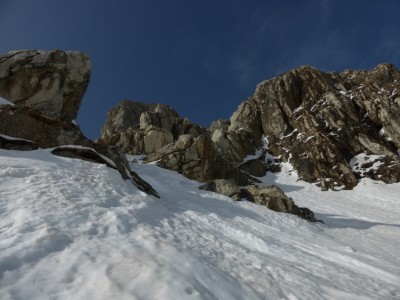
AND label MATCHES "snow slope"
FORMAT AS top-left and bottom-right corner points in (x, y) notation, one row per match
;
(0, 149), (399, 299)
